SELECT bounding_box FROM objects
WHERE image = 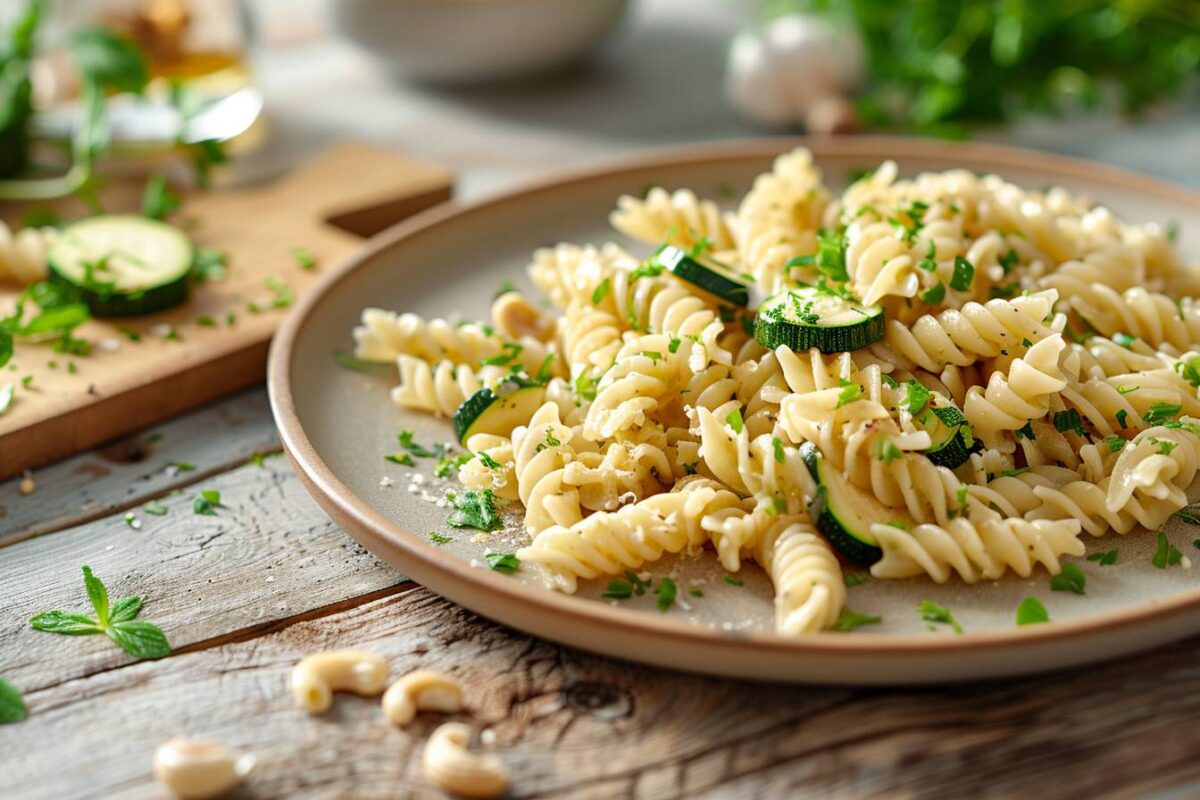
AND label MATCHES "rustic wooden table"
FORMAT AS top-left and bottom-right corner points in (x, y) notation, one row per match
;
(4, 4), (1200, 797)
